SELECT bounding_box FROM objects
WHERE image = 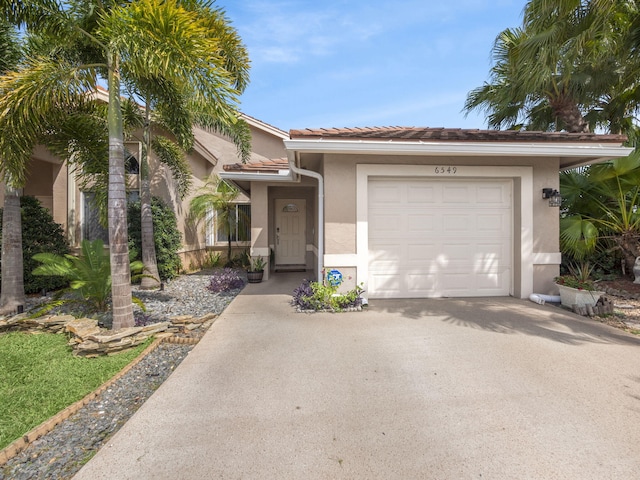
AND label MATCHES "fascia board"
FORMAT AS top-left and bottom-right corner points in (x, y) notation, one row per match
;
(219, 170), (294, 182)
(239, 114), (289, 139)
(284, 139), (633, 159)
